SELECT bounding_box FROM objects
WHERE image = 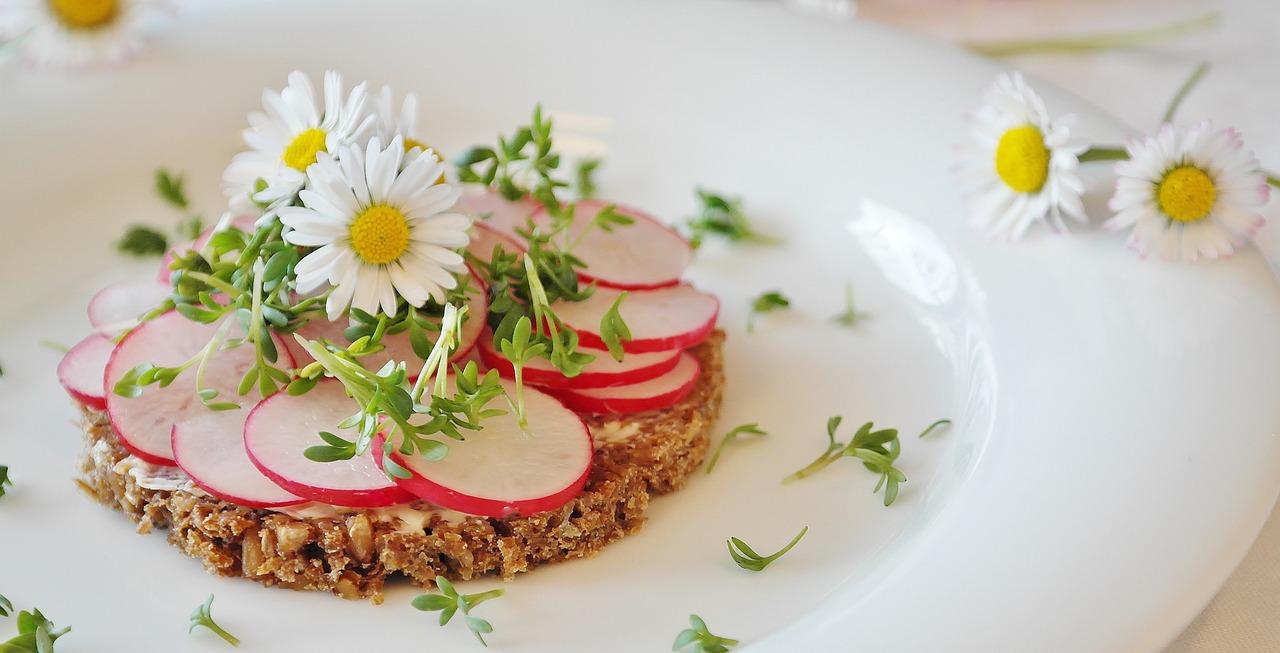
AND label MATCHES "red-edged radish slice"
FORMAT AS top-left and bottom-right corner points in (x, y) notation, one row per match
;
(244, 380), (415, 508)
(477, 328), (682, 389)
(57, 331), (115, 411)
(378, 378), (592, 518)
(87, 280), (171, 335)
(466, 221), (526, 264)
(554, 284), (719, 354)
(531, 200), (690, 290)
(285, 271), (488, 372)
(172, 409), (305, 509)
(104, 311), (286, 465)
(461, 188), (538, 238)
(158, 215), (258, 283)
(553, 352), (701, 415)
